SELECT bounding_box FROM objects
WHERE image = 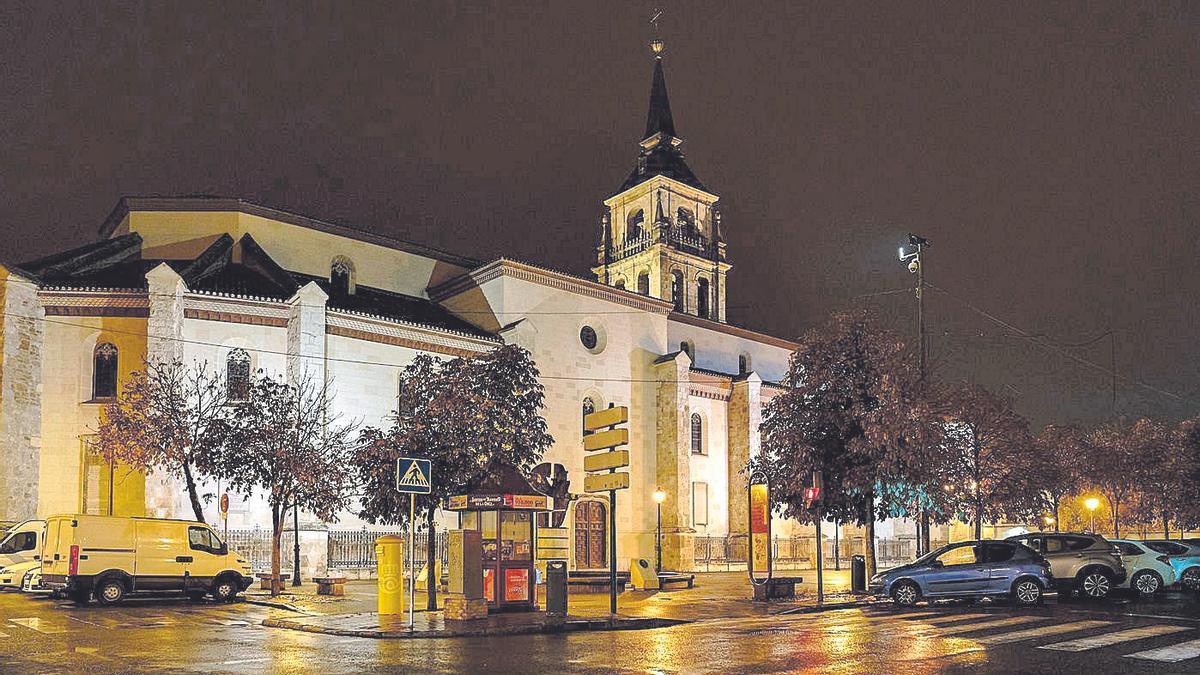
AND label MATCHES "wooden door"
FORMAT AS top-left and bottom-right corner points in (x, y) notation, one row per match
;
(573, 501), (607, 569)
